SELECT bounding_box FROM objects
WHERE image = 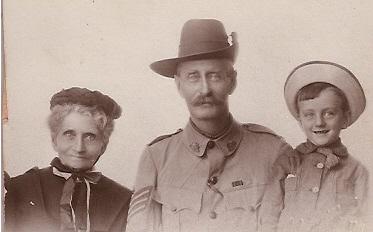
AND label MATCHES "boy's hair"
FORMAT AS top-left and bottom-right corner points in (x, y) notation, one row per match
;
(296, 82), (350, 115)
